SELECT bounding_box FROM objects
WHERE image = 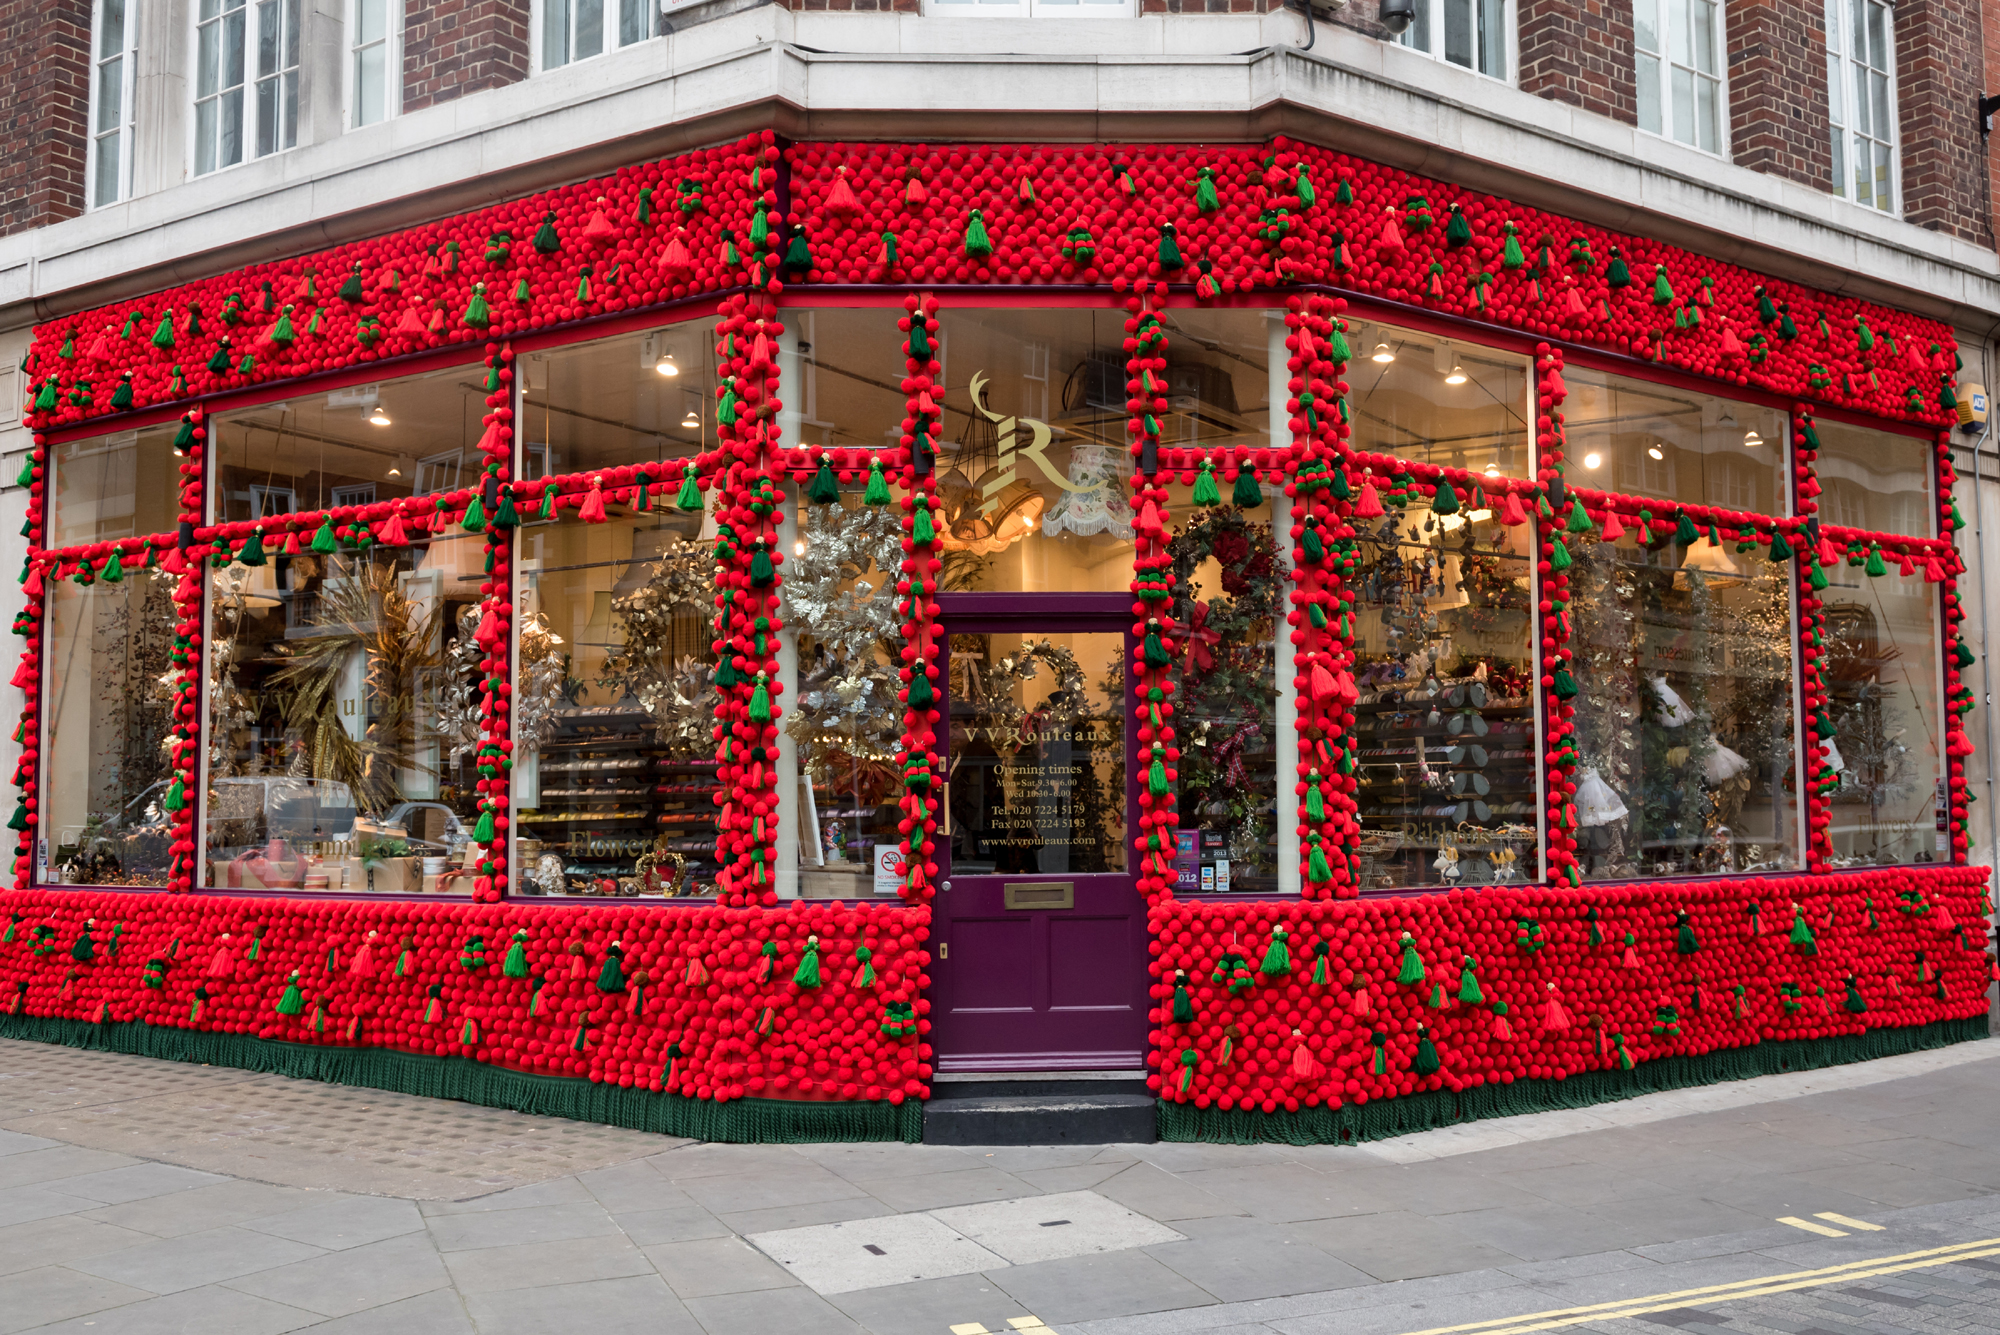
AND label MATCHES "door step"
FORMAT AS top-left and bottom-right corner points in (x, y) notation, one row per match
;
(922, 1077), (1158, 1145)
